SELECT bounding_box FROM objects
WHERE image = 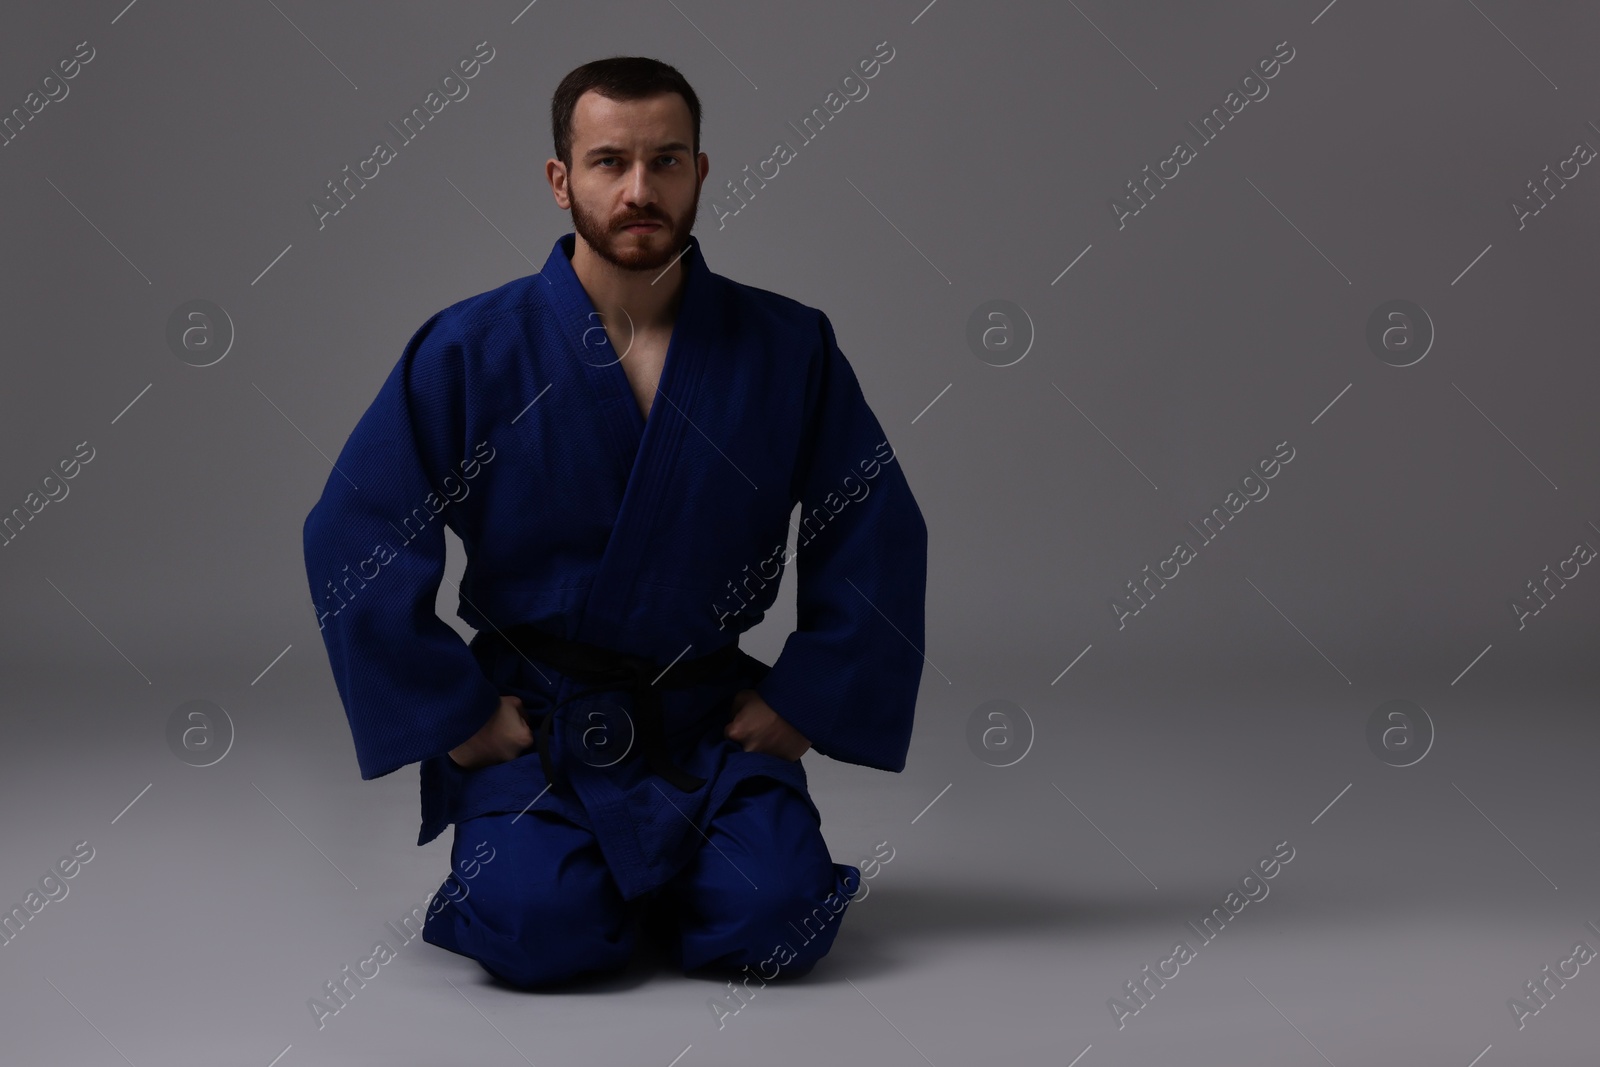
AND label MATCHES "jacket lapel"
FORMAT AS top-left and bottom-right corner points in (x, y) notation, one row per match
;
(538, 232), (713, 652)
